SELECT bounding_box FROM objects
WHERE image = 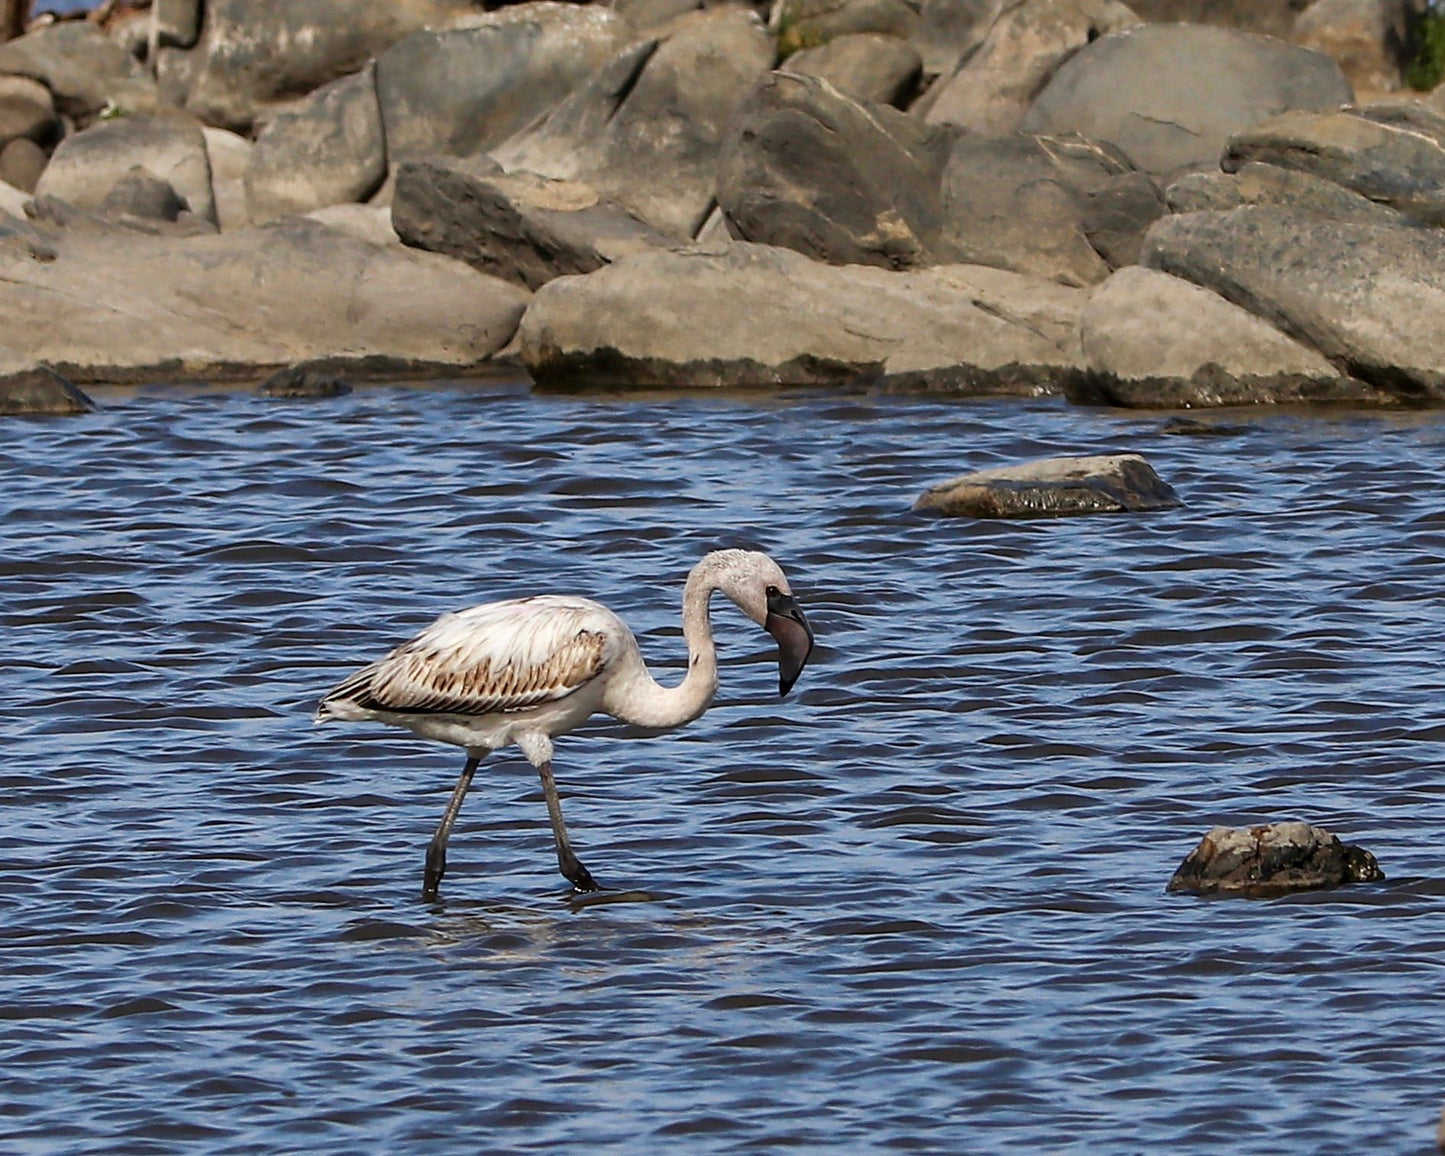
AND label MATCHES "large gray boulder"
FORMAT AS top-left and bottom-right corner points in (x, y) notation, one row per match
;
(0, 75), (57, 148)
(915, 453), (1182, 517)
(1143, 207), (1445, 398)
(392, 159), (672, 289)
(781, 32), (922, 107)
(1021, 24), (1354, 177)
(1165, 159), (1408, 224)
(35, 110), (216, 225)
(376, 4), (633, 163)
(492, 9), (776, 239)
(203, 126), (253, 231)
(923, 0), (1141, 135)
(1168, 821), (1384, 896)
(1072, 265), (1383, 406)
(910, 0), (996, 75)
(518, 241), (1086, 390)
(1222, 106), (1445, 226)
(173, 0), (479, 131)
(0, 21), (158, 123)
(245, 63), (385, 223)
(0, 217), (529, 381)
